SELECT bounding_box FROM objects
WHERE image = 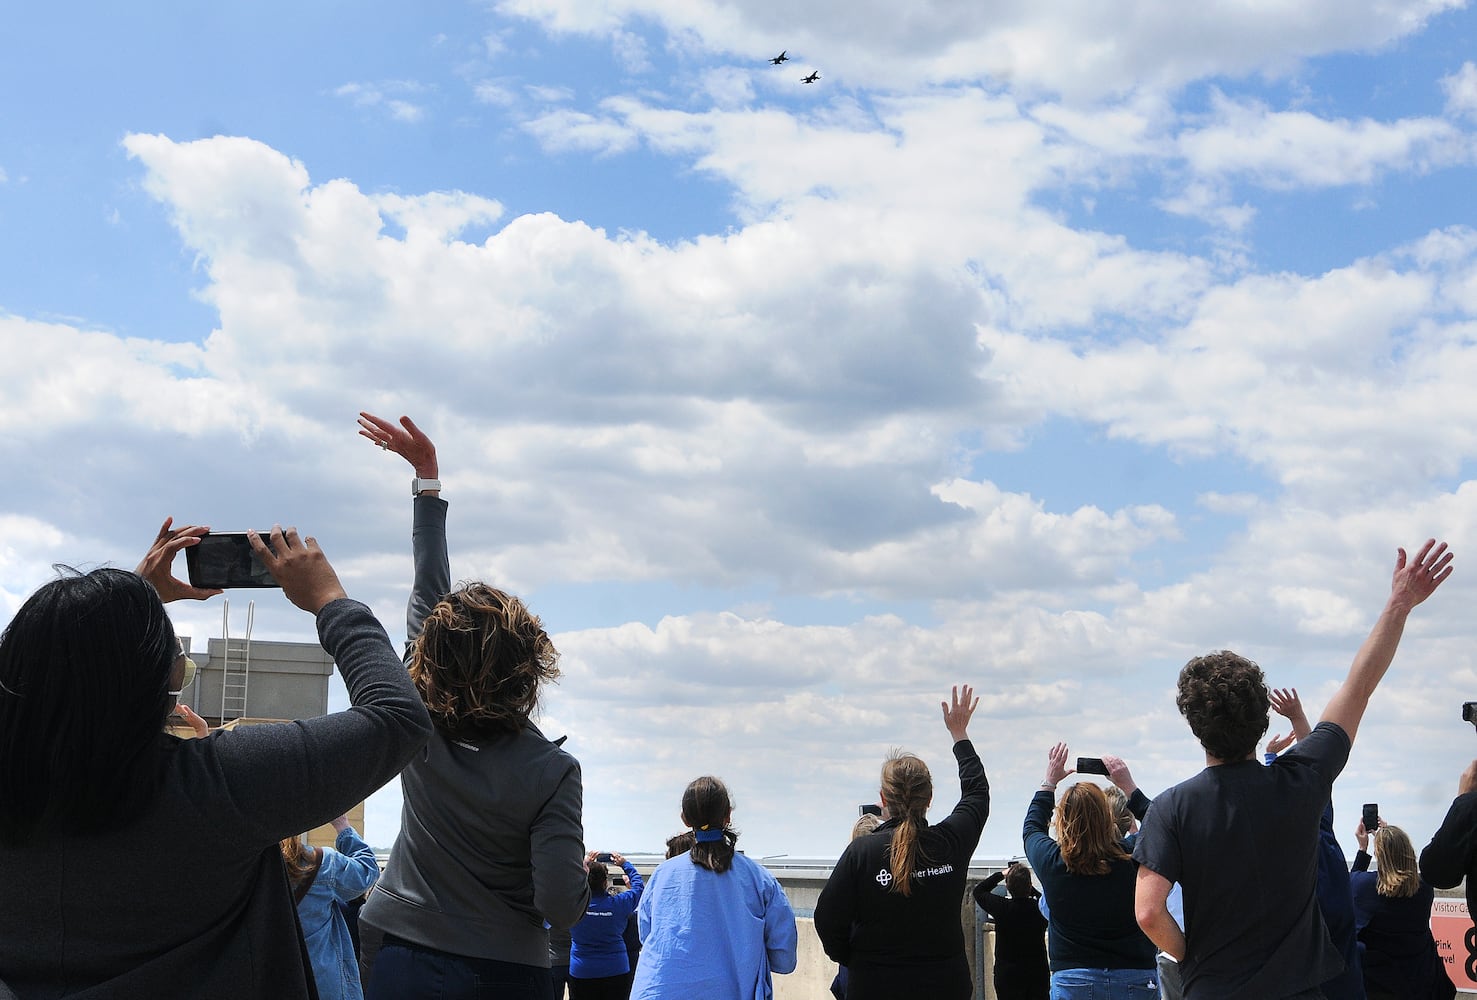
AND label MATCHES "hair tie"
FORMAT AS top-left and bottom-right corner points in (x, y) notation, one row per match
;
(693, 827), (725, 843)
